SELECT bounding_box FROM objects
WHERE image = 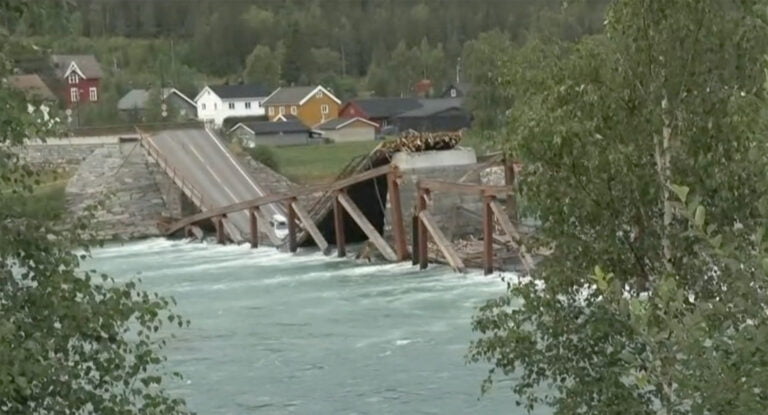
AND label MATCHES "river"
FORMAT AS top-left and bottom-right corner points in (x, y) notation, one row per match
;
(86, 238), (547, 414)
